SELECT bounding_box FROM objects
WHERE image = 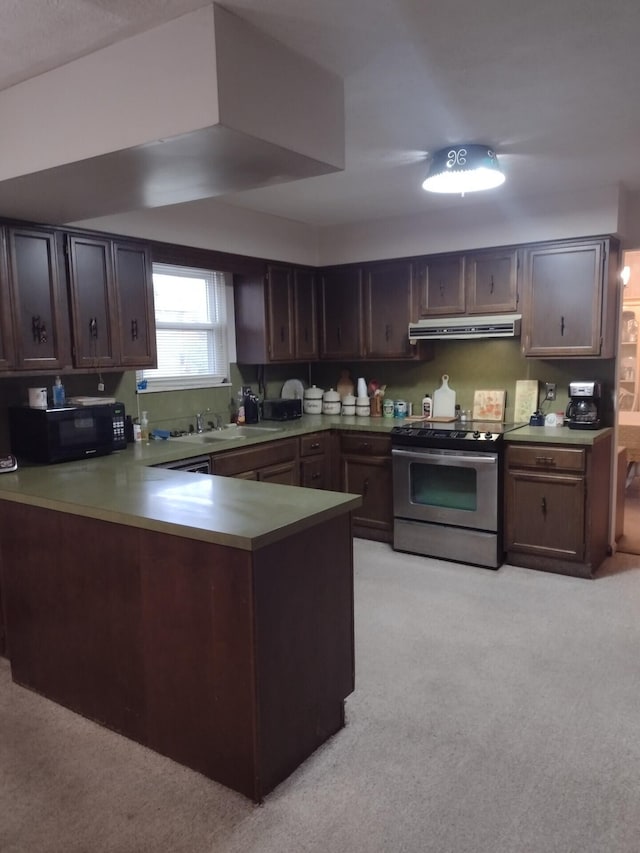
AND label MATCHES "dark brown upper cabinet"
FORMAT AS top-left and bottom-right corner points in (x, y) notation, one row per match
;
(520, 238), (619, 358)
(112, 240), (156, 369)
(0, 230), (15, 371)
(319, 266), (363, 360)
(66, 234), (118, 369)
(6, 226), (70, 372)
(465, 248), (519, 314)
(416, 254), (466, 316)
(234, 263), (317, 364)
(293, 267), (318, 361)
(363, 259), (417, 359)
